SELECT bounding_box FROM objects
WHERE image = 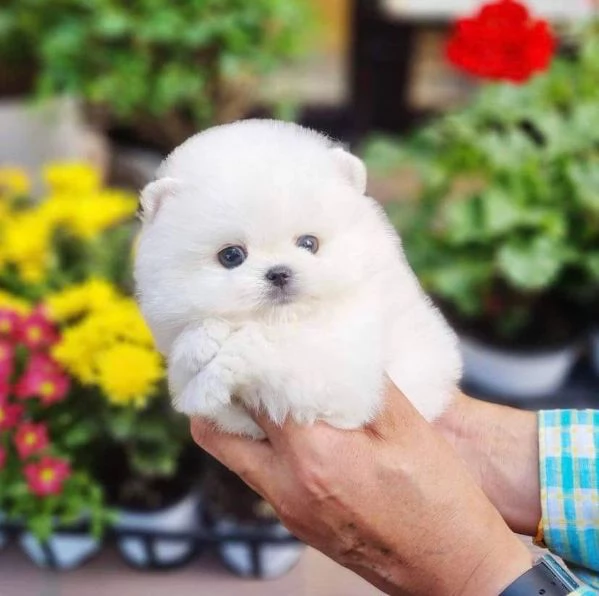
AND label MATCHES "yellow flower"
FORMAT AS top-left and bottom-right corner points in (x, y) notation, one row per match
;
(0, 167), (30, 197)
(52, 291), (162, 401)
(95, 344), (163, 407)
(43, 162), (101, 196)
(46, 279), (119, 322)
(2, 211), (53, 284)
(0, 290), (30, 314)
(43, 188), (137, 239)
